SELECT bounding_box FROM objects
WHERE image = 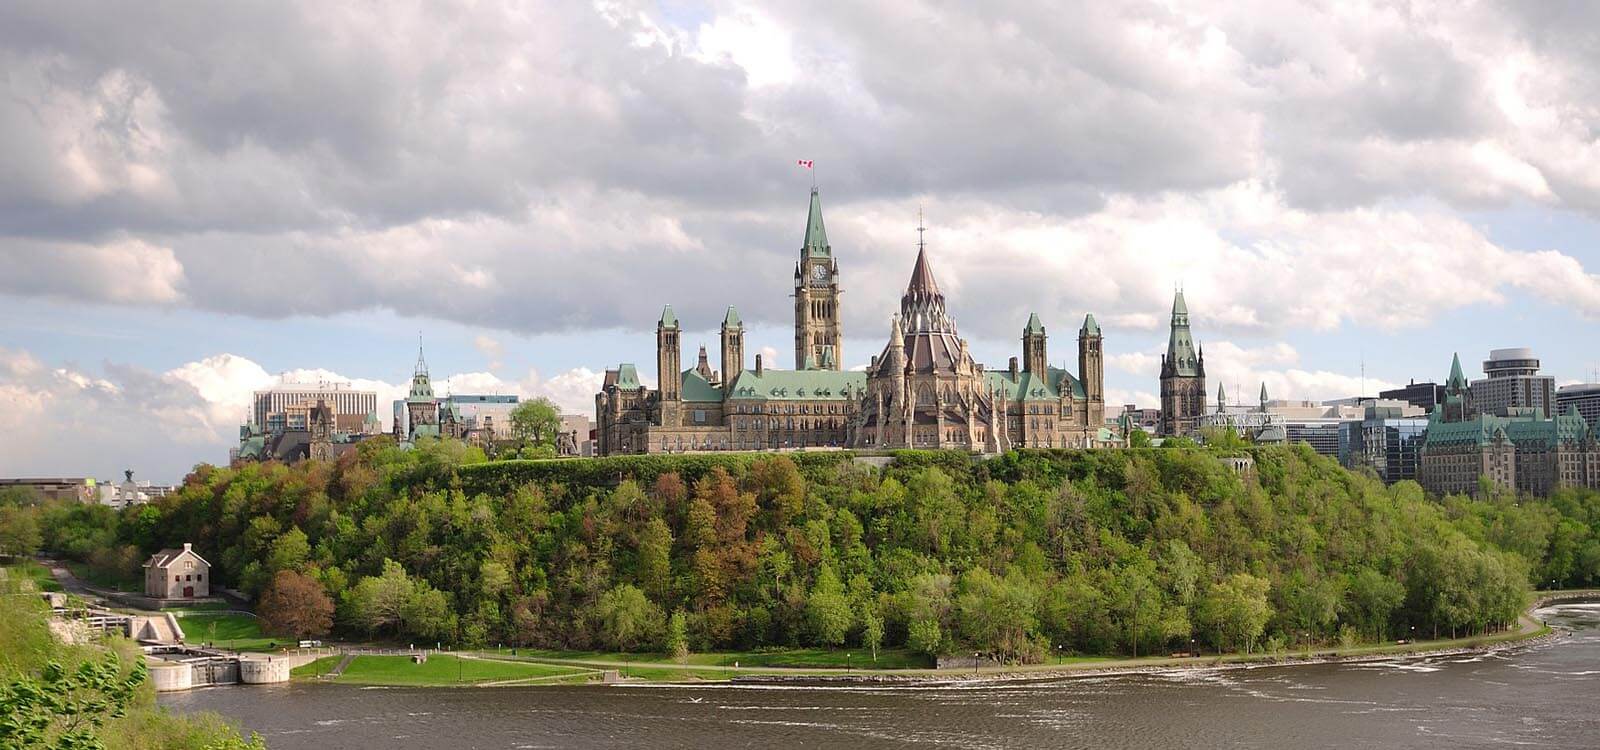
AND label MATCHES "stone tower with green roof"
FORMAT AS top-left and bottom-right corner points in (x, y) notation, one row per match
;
(405, 340), (440, 440)
(1079, 313), (1103, 413)
(657, 305), (682, 426)
(719, 306), (744, 397)
(1159, 289), (1207, 436)
(794, 188), (843, 371)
